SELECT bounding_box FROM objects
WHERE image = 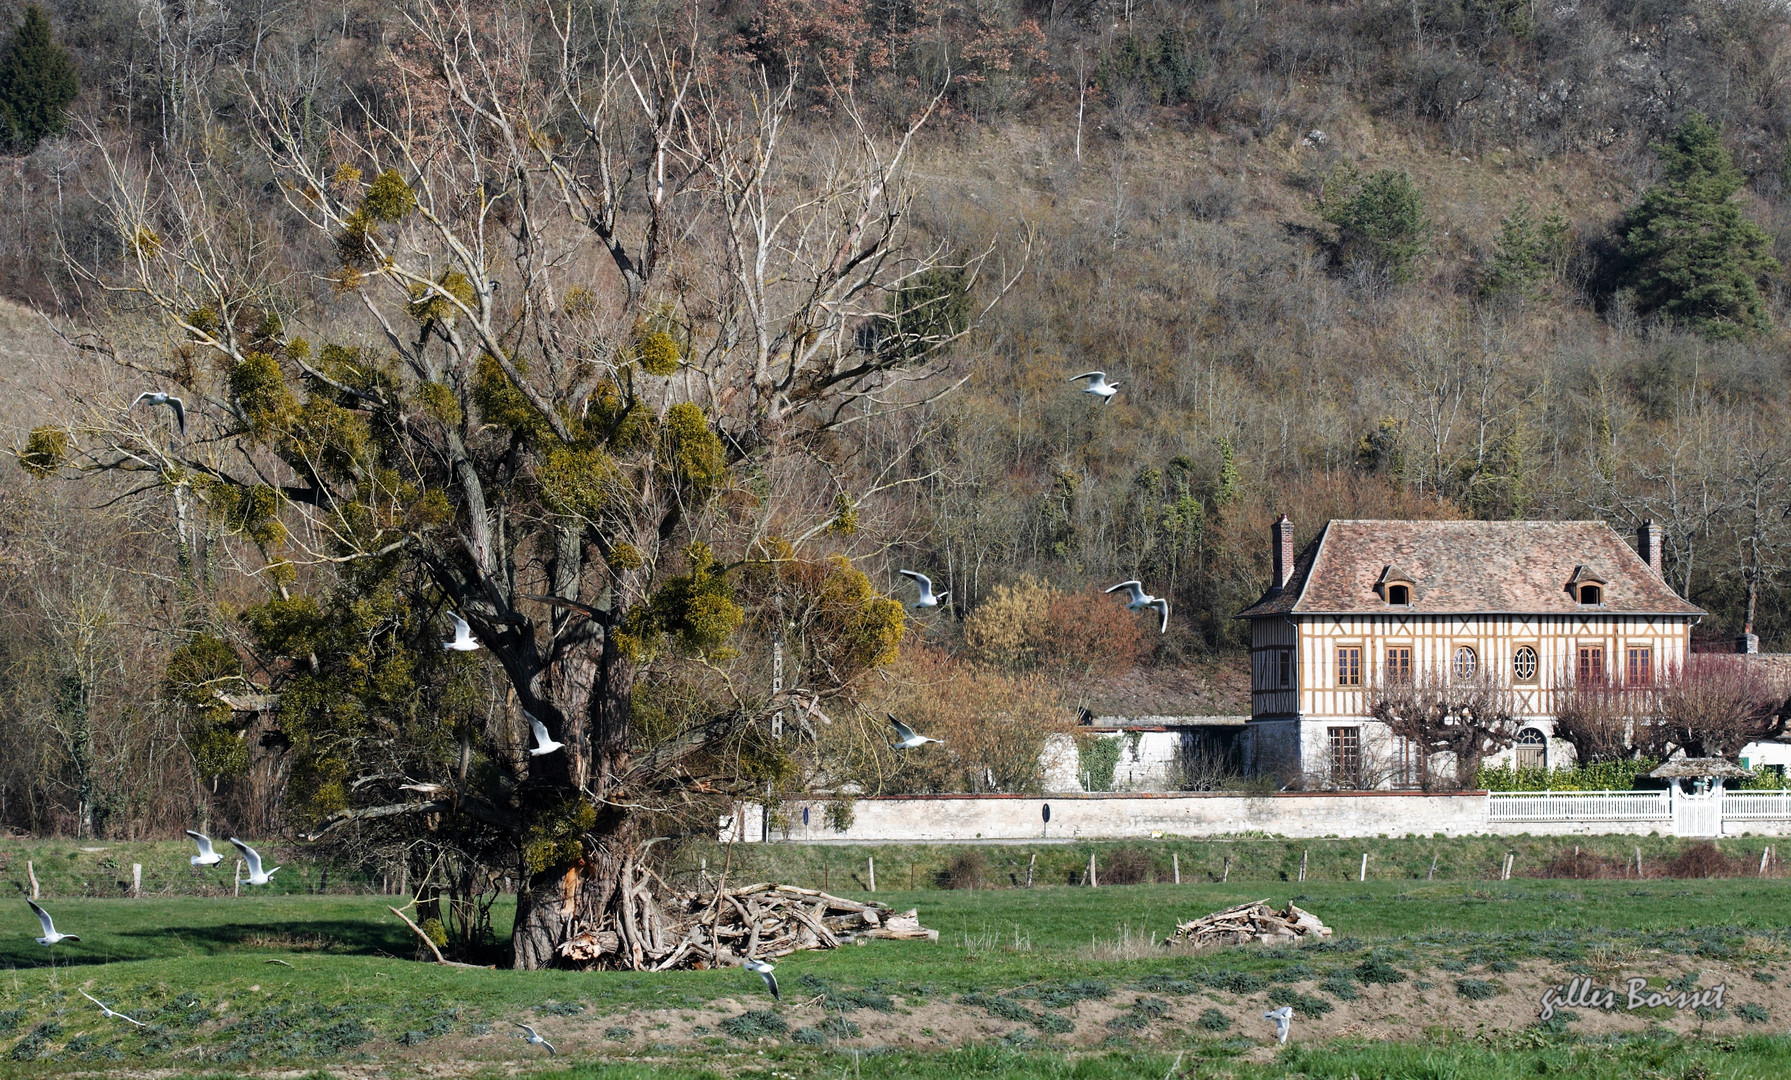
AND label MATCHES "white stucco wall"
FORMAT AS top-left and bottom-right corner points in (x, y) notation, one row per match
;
(726, 791), (1492, 842)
